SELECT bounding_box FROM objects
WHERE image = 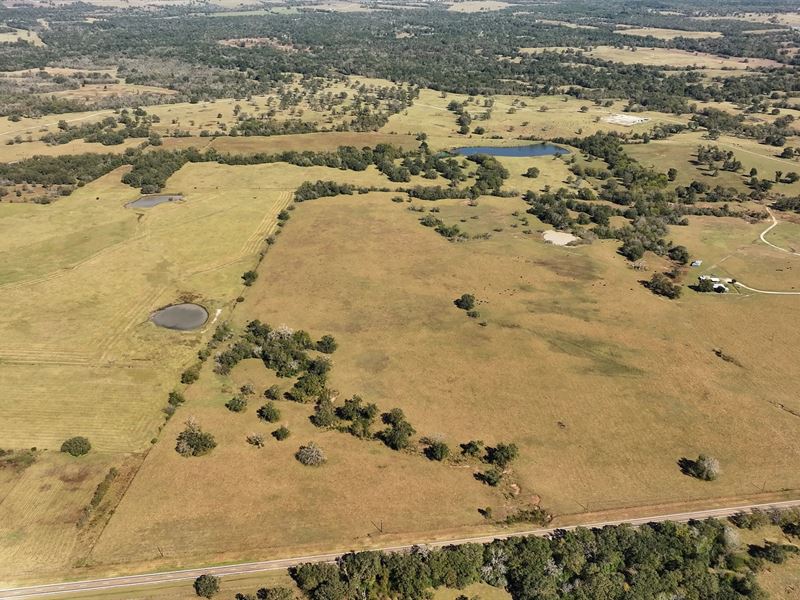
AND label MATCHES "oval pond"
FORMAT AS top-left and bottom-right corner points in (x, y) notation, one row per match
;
(452, 143), (569, 157)
(151, 303), (208, 331)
